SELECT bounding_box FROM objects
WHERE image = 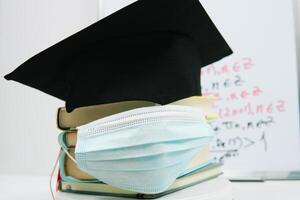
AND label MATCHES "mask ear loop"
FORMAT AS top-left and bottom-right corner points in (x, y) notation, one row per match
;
(61, 146), (78, 165)
(49, 149), (78, 200)
(50, 132), (79, 200)
(58, 131), (79, 165)
(49, 148), (61, 200)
